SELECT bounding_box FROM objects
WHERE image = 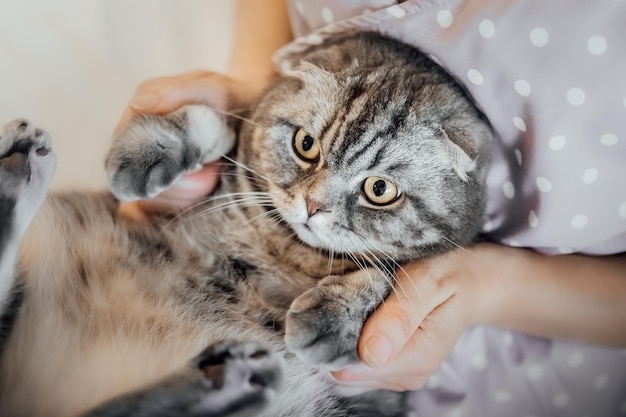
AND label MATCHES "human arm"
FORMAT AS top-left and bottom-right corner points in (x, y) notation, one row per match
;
(332, 243), (626, 390)
(116, 0), (292, 218)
